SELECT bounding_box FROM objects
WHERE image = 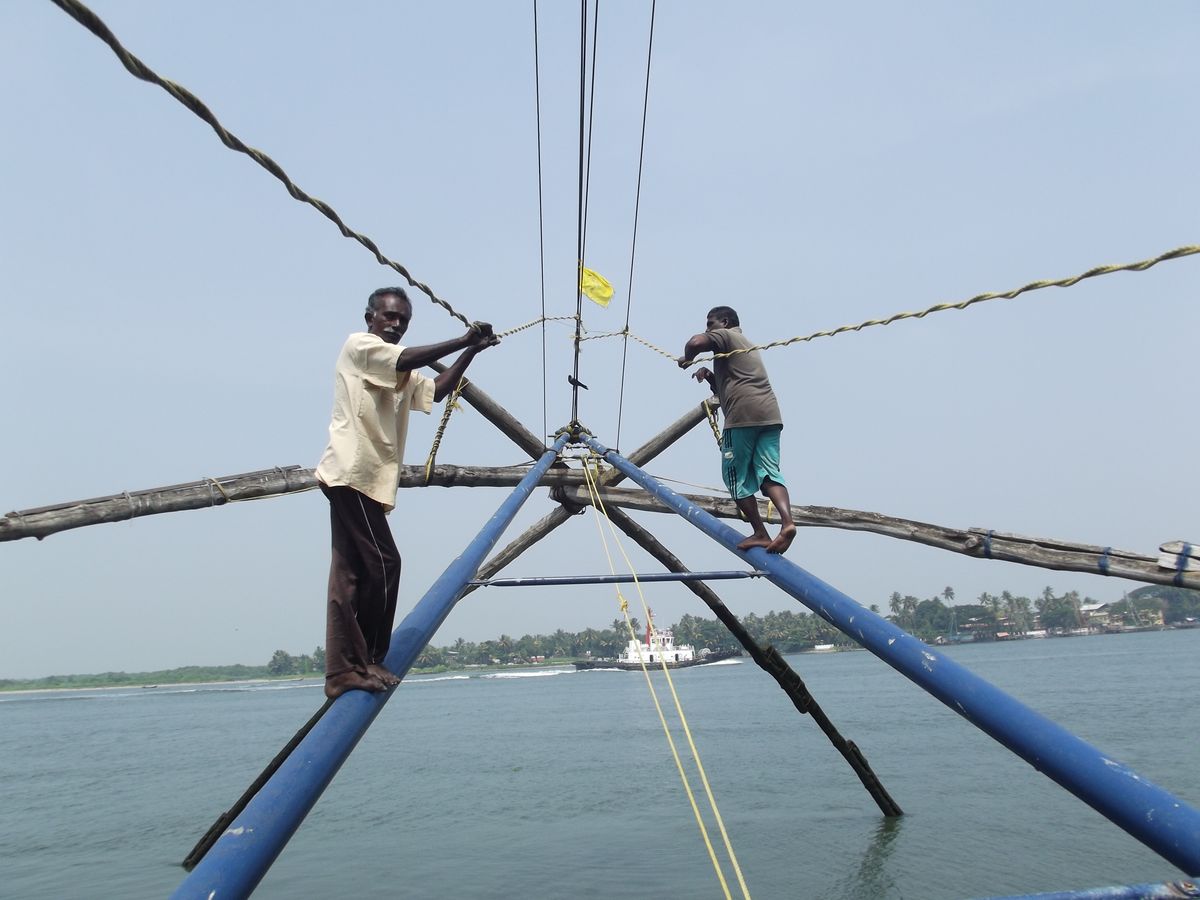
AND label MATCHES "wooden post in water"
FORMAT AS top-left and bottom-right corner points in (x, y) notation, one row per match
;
(583, 431), (1200, 876)
(603, 504), (903, 818)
